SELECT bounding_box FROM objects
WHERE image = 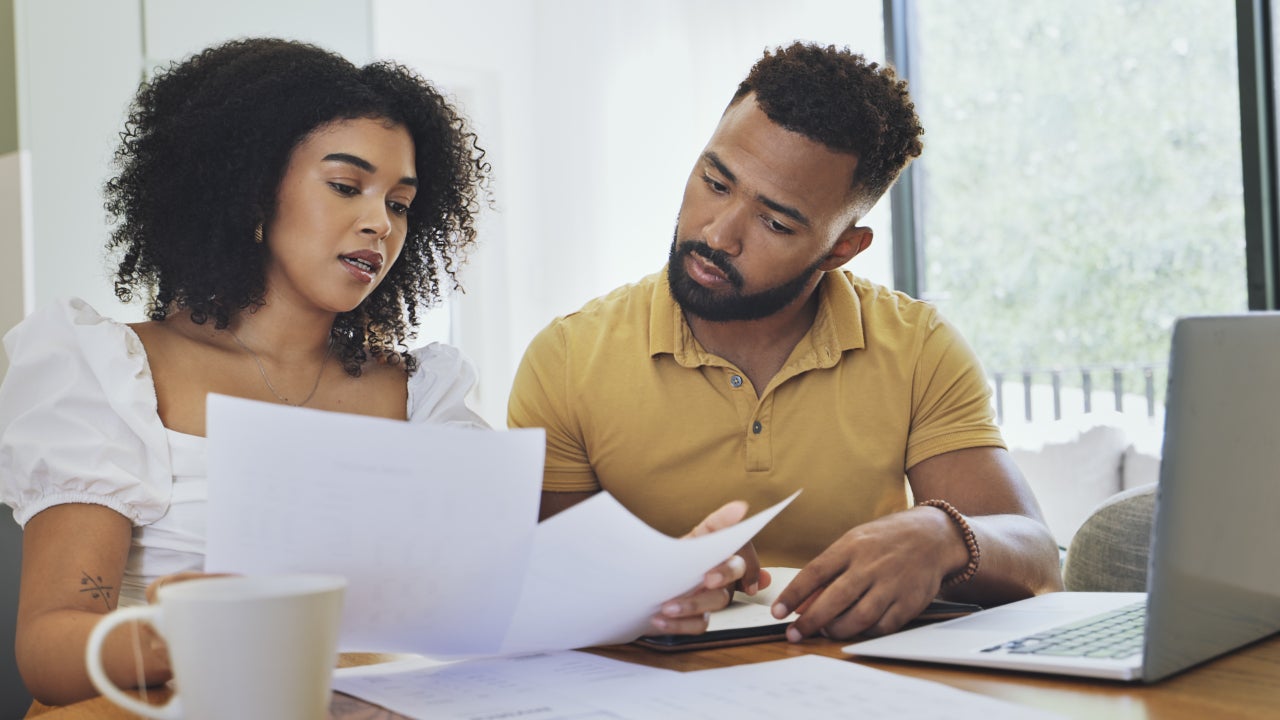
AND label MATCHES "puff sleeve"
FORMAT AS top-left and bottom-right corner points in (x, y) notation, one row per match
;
(0, 299), (172, 527)
(405, 342), (489, 429)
